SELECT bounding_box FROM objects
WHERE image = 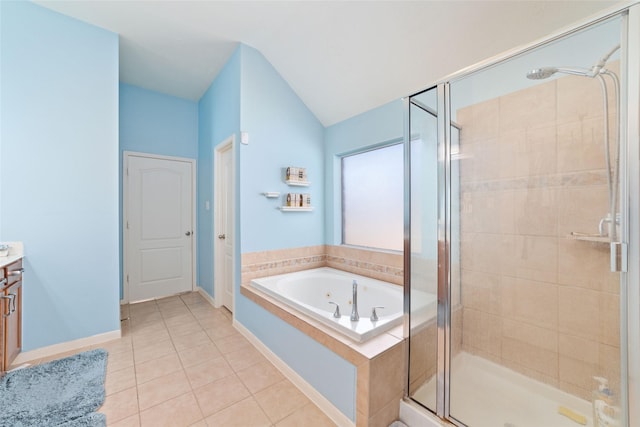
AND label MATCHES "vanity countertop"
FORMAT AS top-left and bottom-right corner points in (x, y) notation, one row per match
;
(0, 242), (24, 269)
